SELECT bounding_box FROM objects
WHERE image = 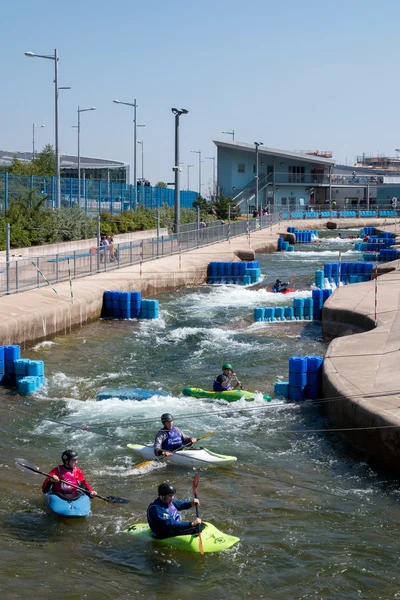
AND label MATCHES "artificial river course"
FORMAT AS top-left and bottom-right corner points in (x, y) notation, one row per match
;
(1, 217), (400, 469)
